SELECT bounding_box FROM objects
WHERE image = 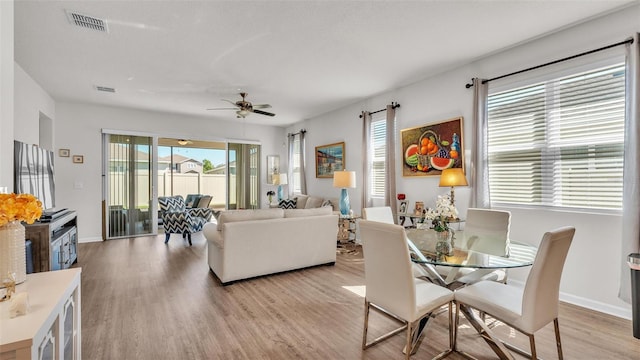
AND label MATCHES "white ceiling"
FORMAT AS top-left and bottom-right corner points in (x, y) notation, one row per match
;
(14, 0), (636, 127)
